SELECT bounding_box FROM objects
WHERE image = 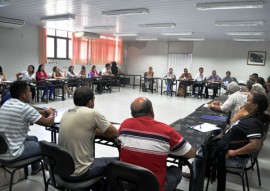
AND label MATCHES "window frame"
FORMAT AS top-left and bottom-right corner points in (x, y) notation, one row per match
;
(47, 29), (71, 60)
